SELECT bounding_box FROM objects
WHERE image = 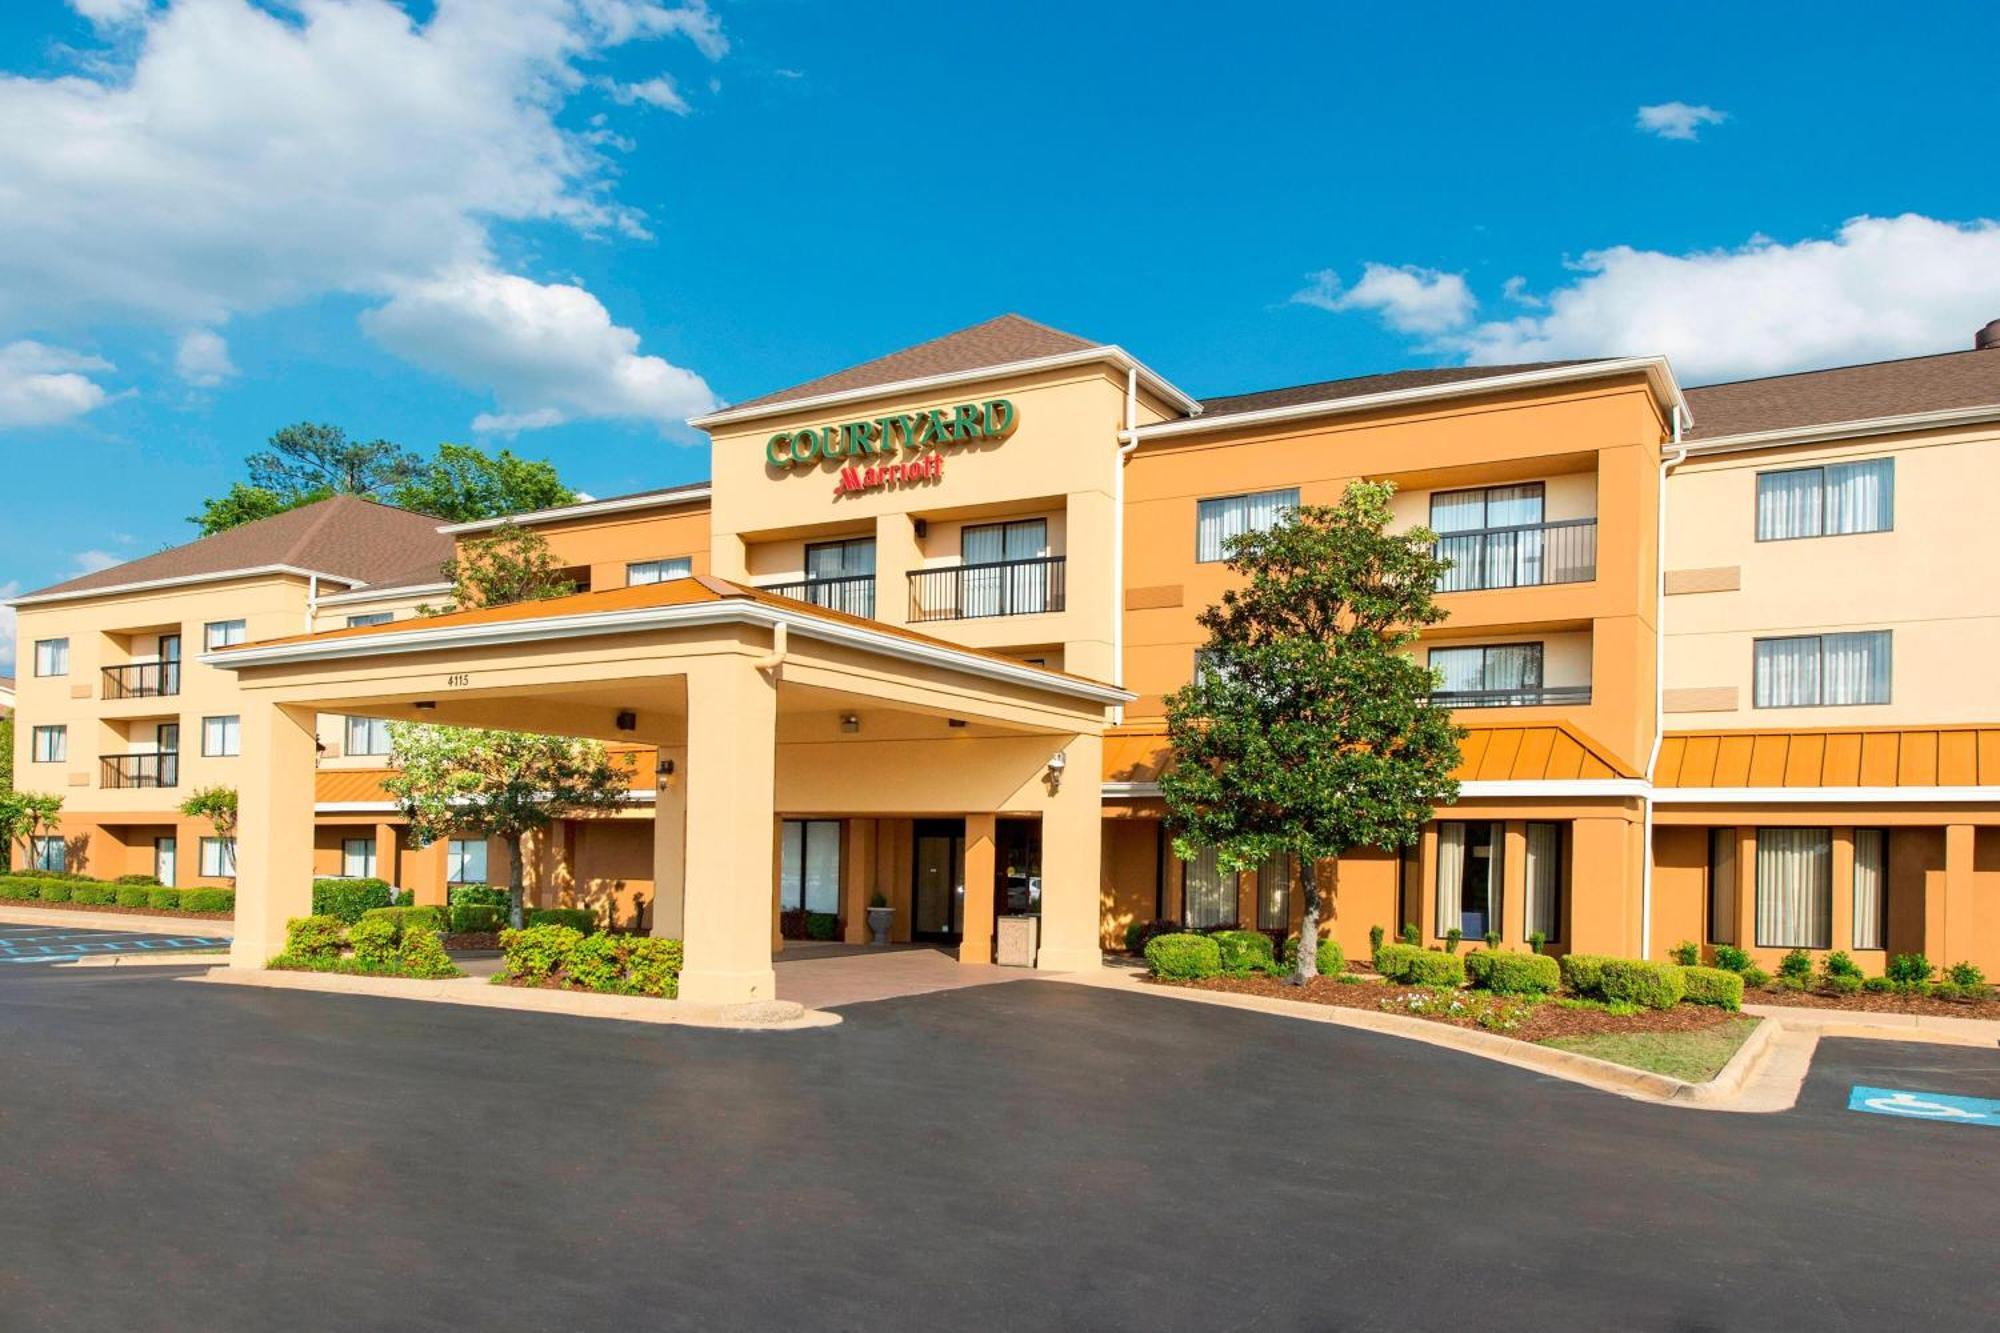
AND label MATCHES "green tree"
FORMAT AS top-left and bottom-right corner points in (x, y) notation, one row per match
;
(422, 522), (576, 615)
(179, 786), (240, 882)
(1160, 482), (1463, 983)
(247, 421), (421, 500)
(189, 481), (329, 536)
(0, 790), (64, 870)
(391, 443), (576, 524)
(0, 716), (12, 871)
(383, 726), (634, 928)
